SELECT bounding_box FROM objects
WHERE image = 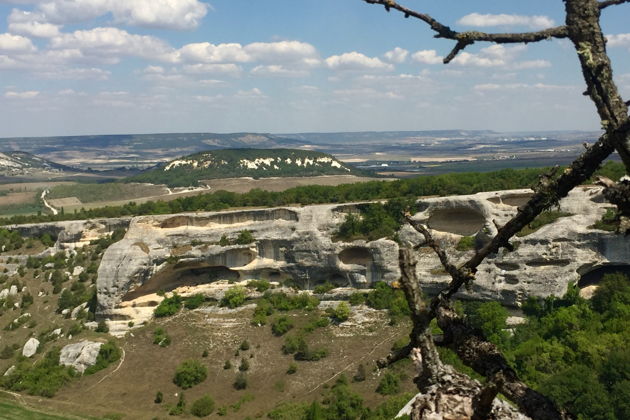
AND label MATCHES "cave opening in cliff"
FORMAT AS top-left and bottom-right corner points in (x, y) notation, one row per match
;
(578, 264), (630, 288)
(427, 207), (485, 236)
(122, 265), (240, 301)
